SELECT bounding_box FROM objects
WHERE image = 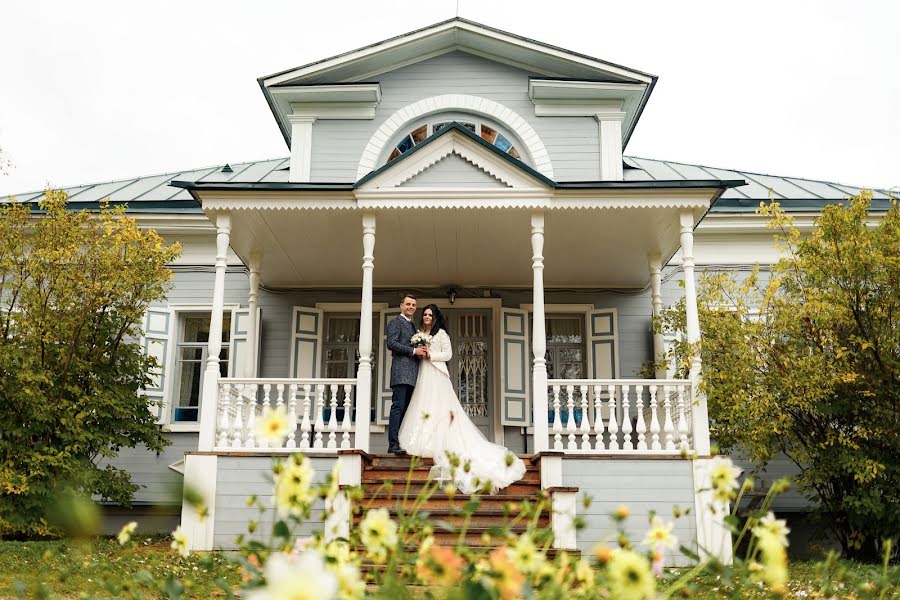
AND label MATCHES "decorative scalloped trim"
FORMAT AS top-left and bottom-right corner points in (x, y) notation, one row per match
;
(397, 149), (512, 188)
(200, 197), (709, 211)
(356, 94), (554, 180)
